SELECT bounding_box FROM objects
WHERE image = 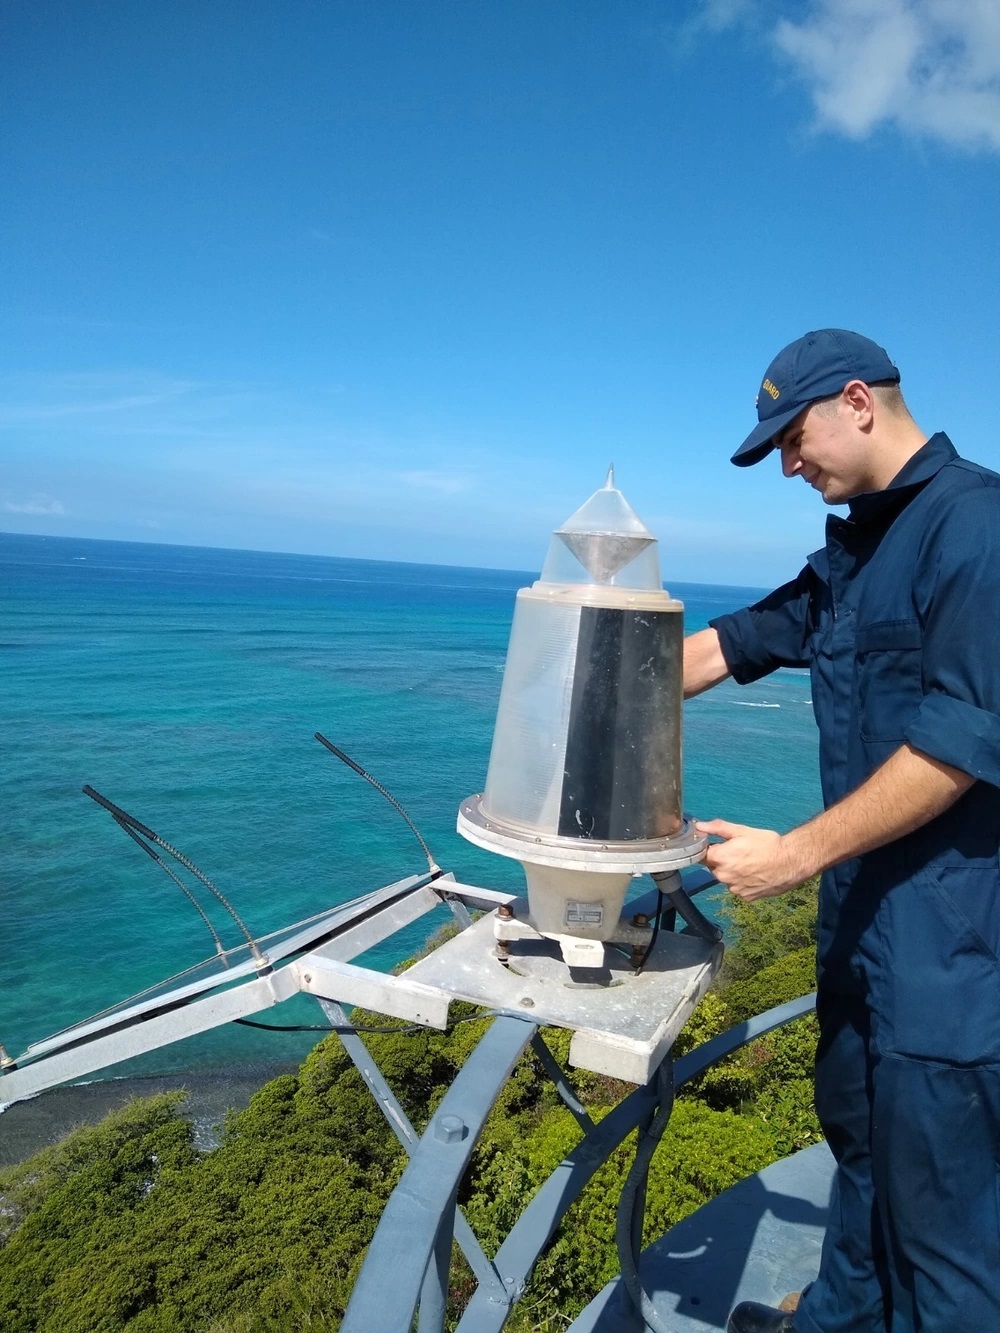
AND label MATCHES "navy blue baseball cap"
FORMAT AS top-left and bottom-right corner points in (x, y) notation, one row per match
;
(732, 329), (901, 467)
